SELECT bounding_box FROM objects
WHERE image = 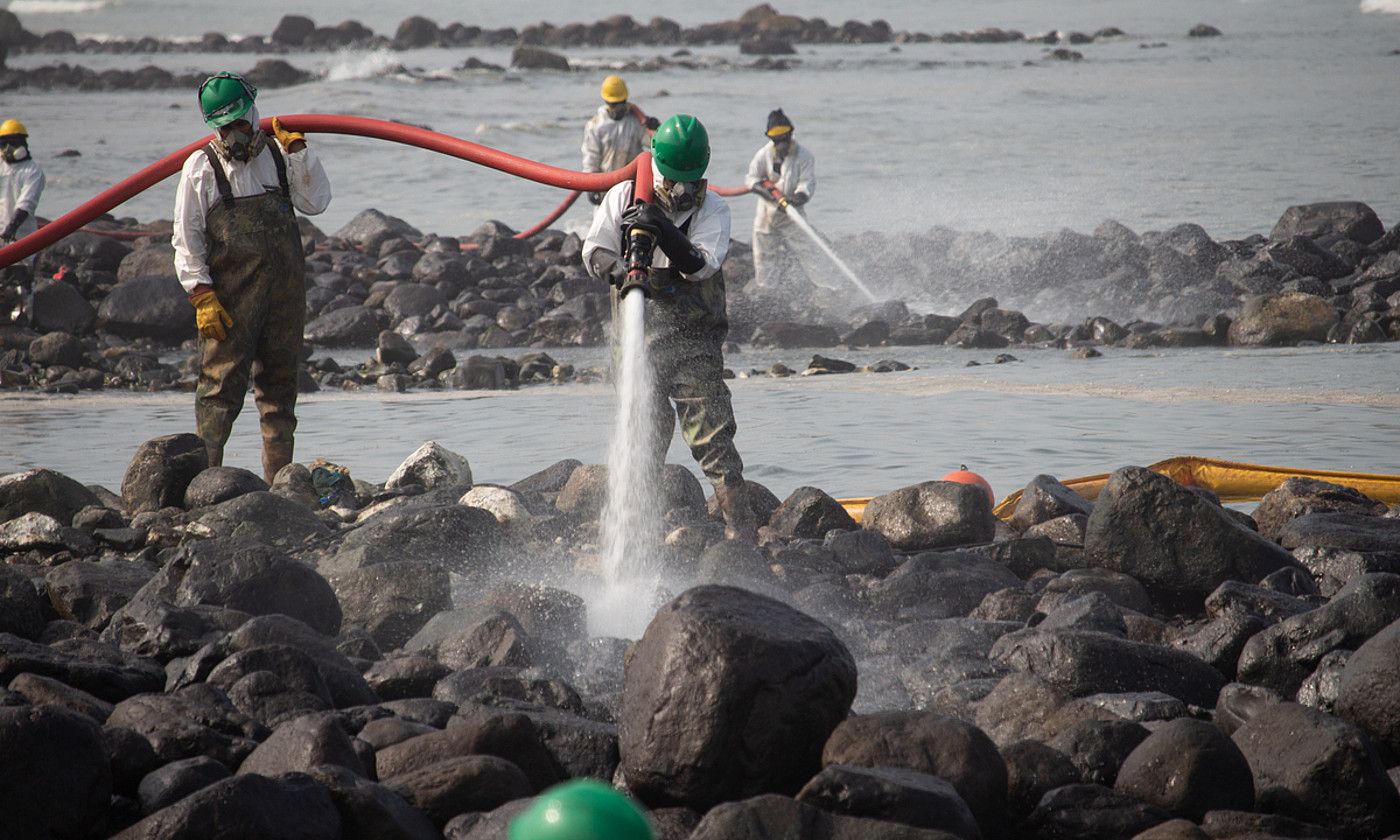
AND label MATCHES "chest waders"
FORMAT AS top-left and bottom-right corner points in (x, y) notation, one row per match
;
(193, 143), (306, 483)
